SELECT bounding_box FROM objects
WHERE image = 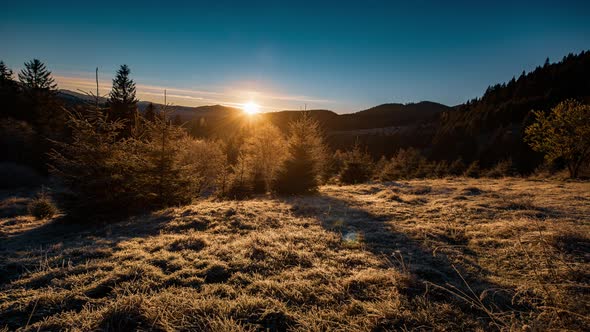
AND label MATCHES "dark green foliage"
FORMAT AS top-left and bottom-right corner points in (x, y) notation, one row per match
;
(274, 114), (326, 194)
(108, 65), (138, 134)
